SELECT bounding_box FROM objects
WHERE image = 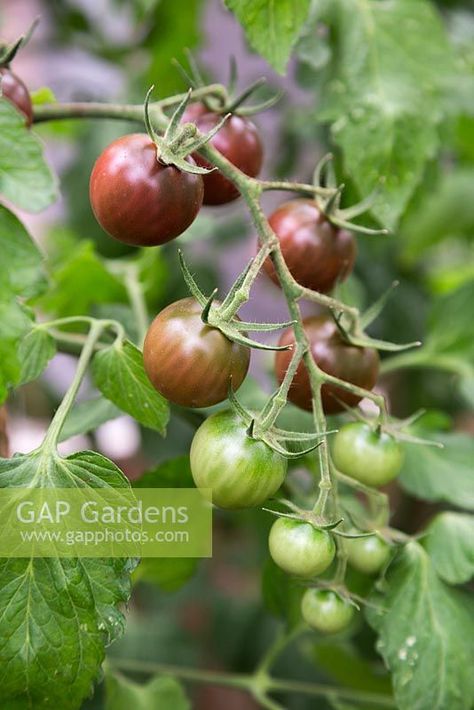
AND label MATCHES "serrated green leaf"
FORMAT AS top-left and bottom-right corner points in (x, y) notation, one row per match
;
(18, 328), (56, 385)
(38, 241), (127, 318)
(399, 432), (474, 511)
(0, 294), (34, 402)
(0, 449), (133, 709)
(60, 396), (122, 443)
(92, 341), (169, 434)
(225, 0), (311, 74)
(318, 0), (454, 228)
(0, 205), (46, 298)
(0, 98), (58, 212)
(424, 512), (474, 585)
(105, 669), (190, 710)
(367, 542), (474, 710)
